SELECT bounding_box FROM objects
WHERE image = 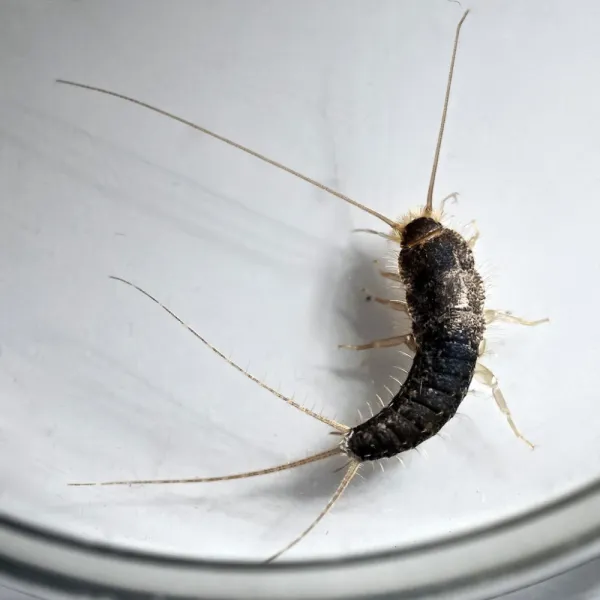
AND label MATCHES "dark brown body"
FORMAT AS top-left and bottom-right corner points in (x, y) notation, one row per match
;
(343, 217), (485, 461)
